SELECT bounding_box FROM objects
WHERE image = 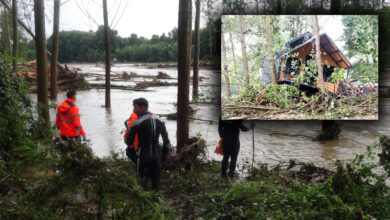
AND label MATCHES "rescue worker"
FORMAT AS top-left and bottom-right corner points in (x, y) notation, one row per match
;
(124, 110), (156, 164)
(125, 98), (170, 191)
(218, 118), (252, 178)
(56, 90), (86, 142)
